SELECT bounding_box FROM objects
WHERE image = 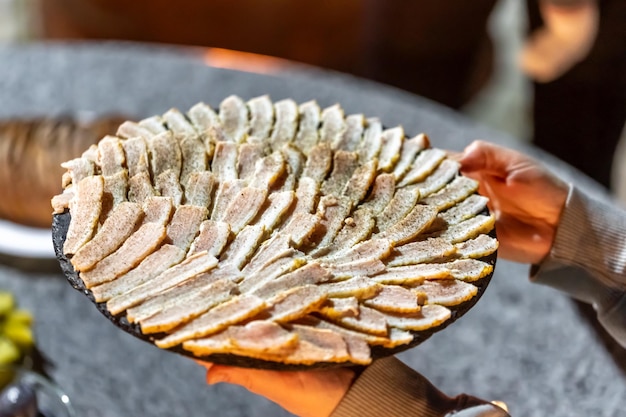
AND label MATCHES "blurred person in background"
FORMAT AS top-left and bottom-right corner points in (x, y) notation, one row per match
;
(37, 0), (625, 190)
